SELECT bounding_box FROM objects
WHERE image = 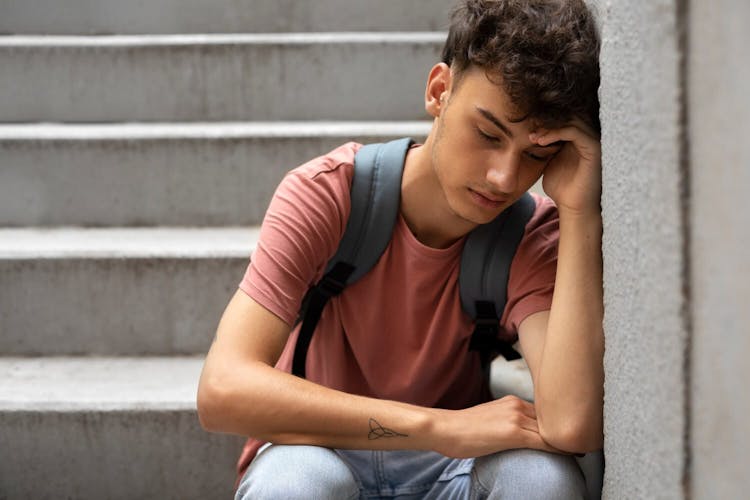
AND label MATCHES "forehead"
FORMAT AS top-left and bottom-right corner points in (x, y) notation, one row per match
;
(452, 67), (523, 120)
(452, 67), (564, 131)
